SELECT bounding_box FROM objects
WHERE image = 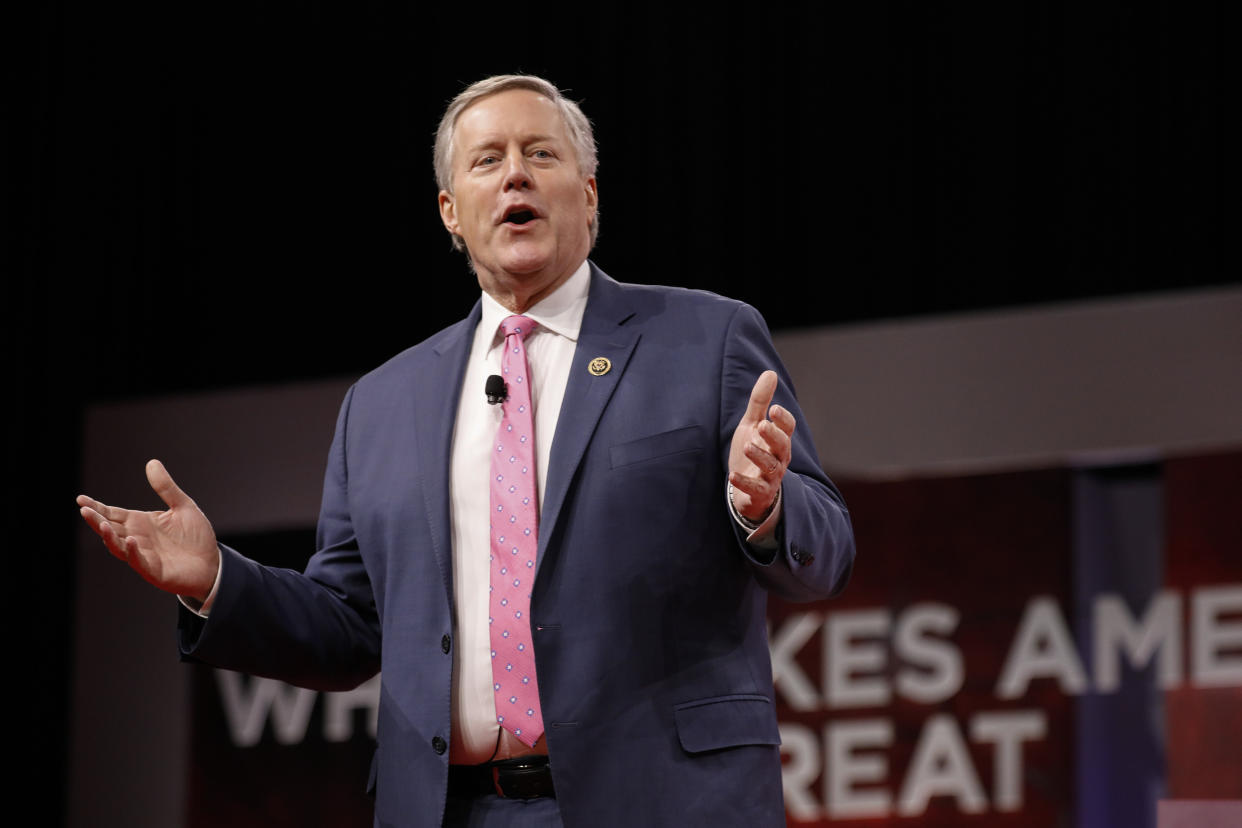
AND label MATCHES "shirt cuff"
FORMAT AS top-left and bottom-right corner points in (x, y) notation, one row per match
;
(727, 483), (782, 550)
(177, 550), (222, 618)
